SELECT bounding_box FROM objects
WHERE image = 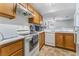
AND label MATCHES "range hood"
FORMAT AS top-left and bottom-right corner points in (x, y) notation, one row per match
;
(17, 4), (34, 18)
